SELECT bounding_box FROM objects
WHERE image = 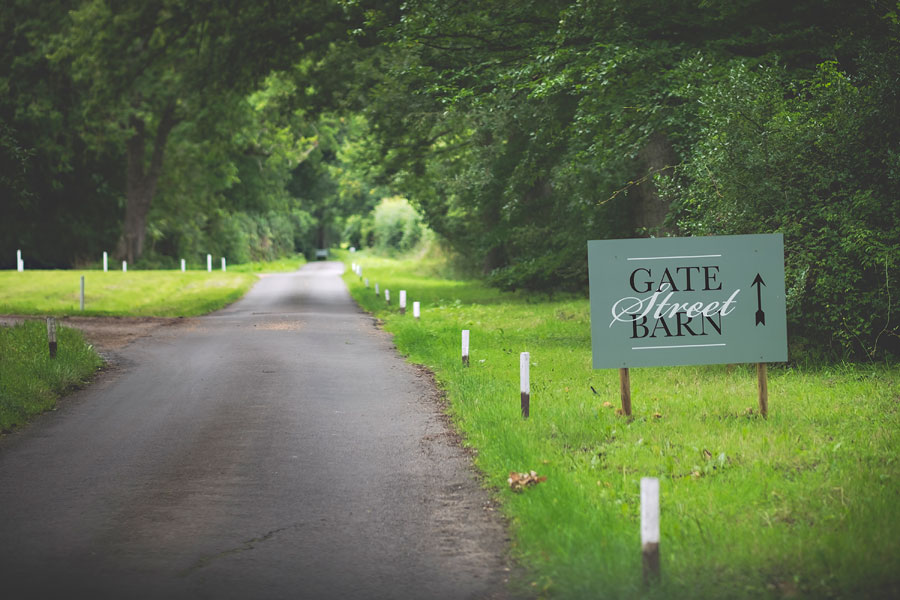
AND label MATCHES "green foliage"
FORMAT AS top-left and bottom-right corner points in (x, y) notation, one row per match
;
(344, 254), (900, 600)
(665, 57), (900, 359)
(369, 197), (425, 254)
(0, 320), (104, 431)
